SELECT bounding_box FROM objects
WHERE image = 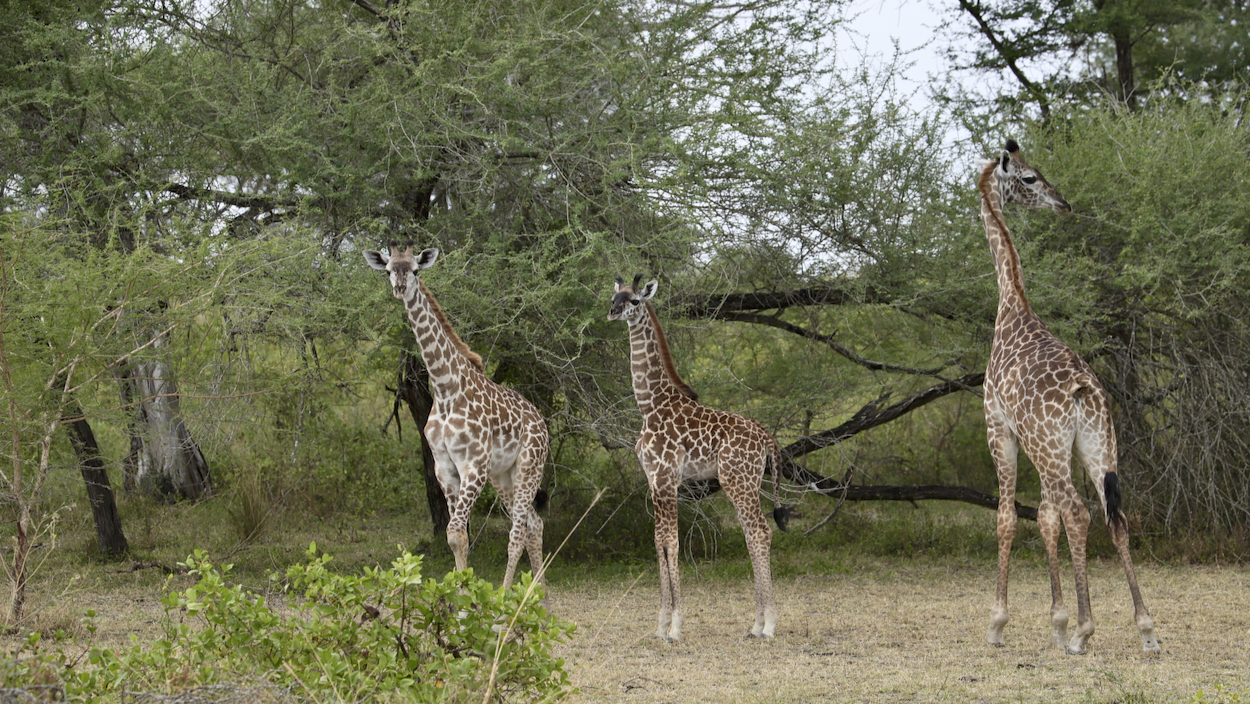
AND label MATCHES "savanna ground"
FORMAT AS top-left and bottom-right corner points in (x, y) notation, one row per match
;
(4, 496), (1248, 703)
